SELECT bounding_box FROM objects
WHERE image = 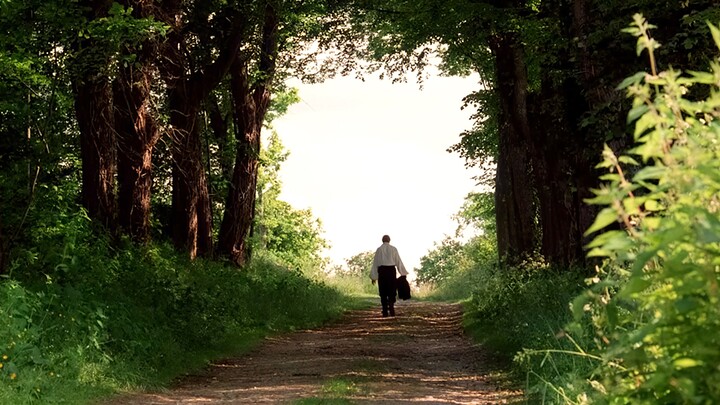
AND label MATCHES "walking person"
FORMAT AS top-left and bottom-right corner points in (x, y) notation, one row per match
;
(370, 235), (409, 317)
